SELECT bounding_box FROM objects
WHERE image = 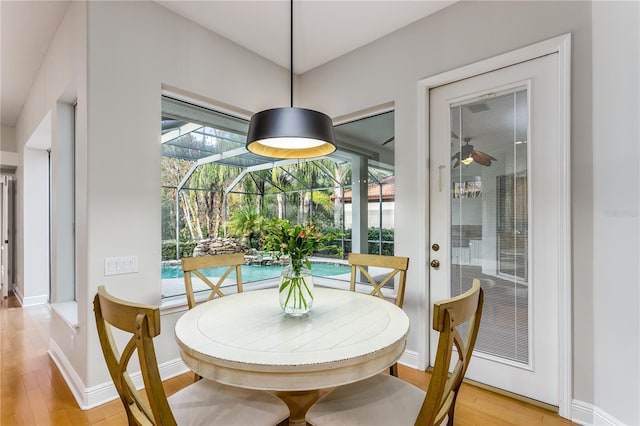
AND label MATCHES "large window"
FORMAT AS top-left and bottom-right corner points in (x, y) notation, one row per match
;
(161, 97), (395, 299)
(333, 112), (395, 256)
